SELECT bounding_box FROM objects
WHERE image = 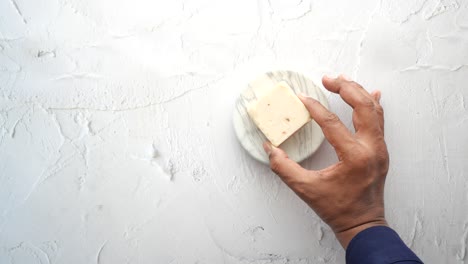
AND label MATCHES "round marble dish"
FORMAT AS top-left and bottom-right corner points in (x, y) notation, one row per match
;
(233, 71), (329, 164)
